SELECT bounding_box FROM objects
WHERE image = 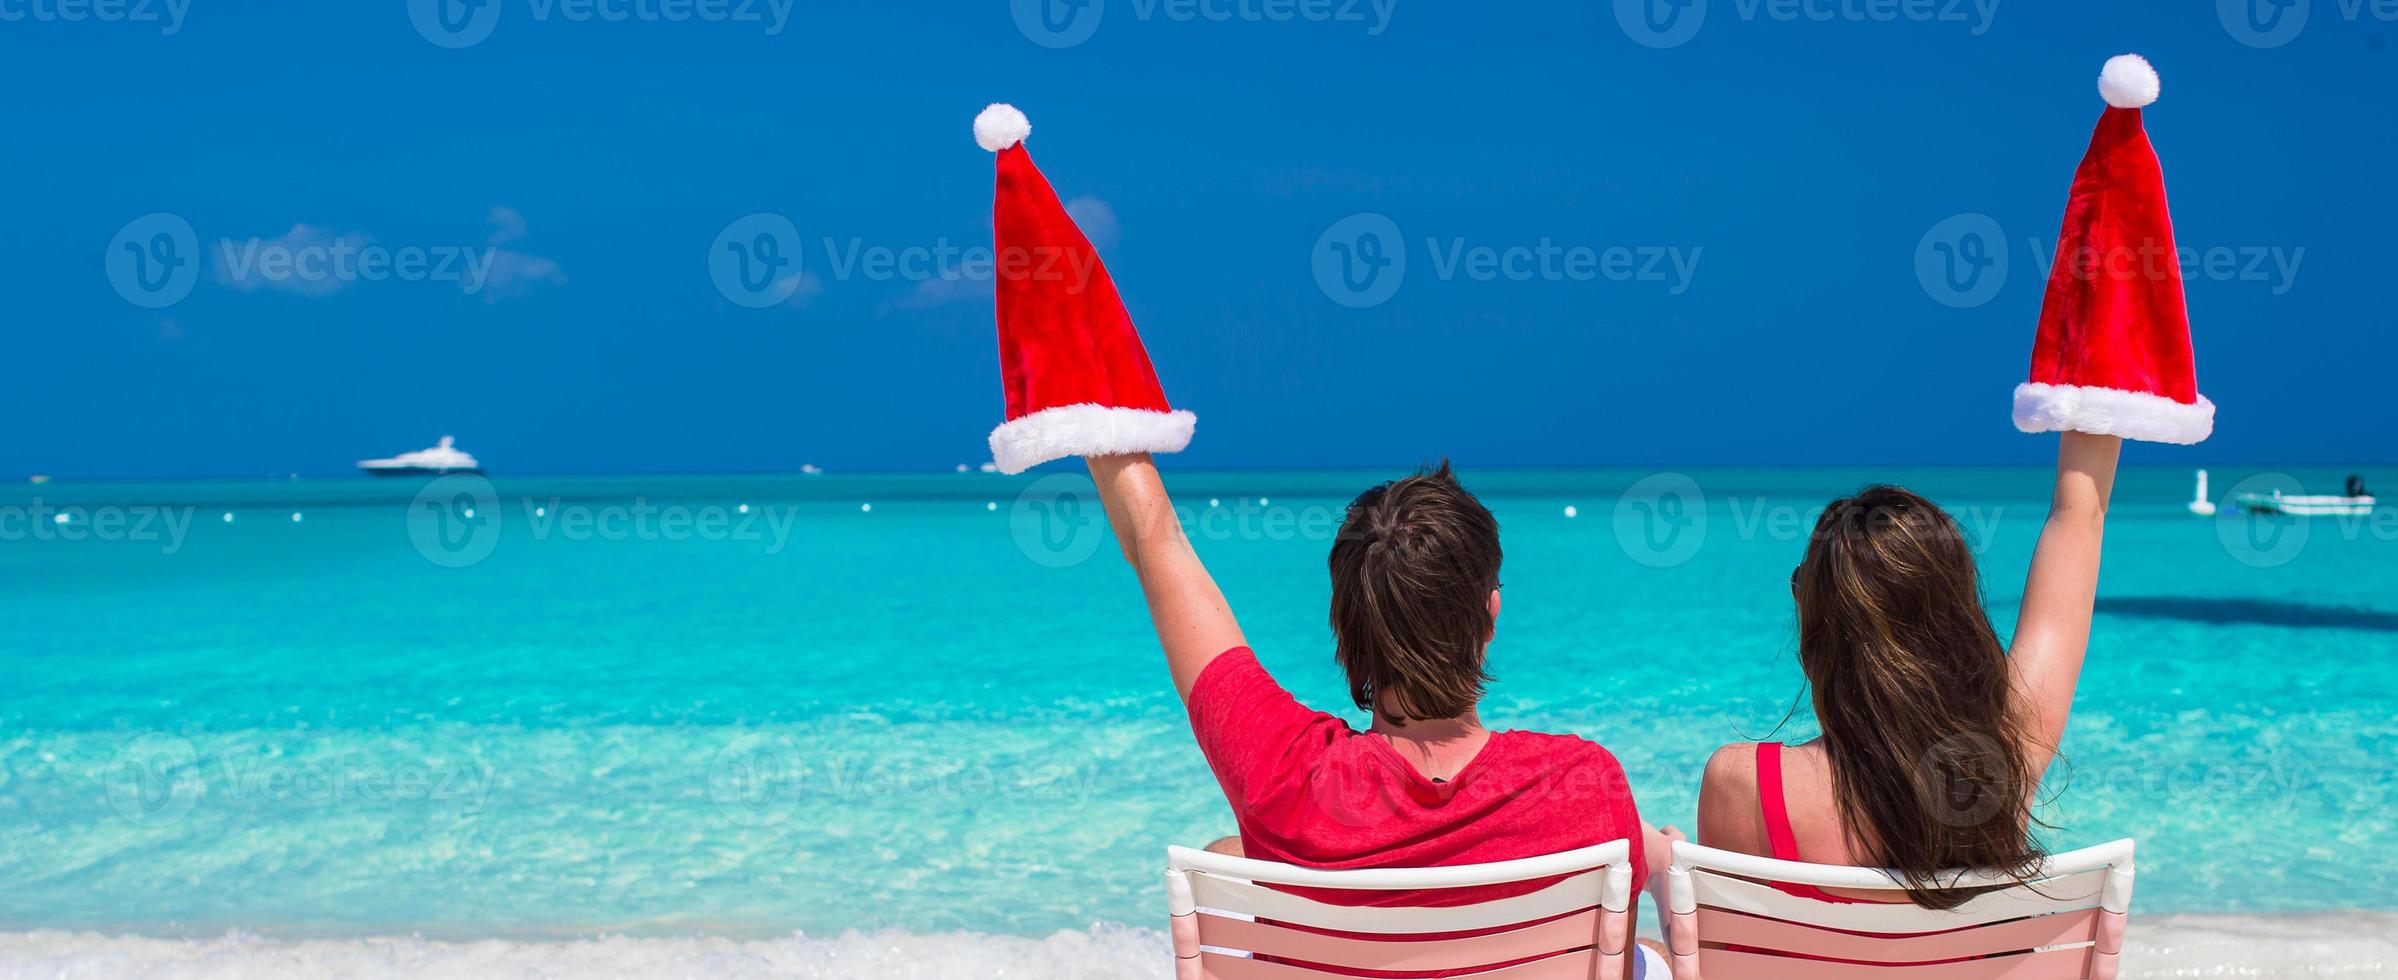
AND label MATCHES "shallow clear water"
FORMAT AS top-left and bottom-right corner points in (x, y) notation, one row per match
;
(2, 467), (2392, 939)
